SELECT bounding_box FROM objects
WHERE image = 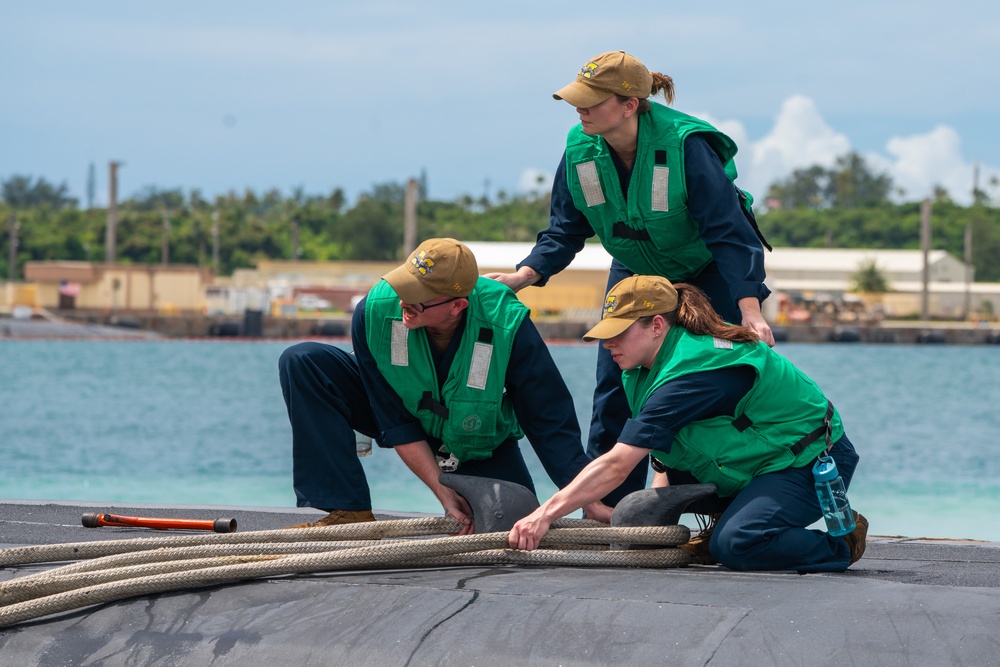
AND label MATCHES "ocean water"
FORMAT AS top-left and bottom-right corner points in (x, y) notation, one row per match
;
(1, 339), (998, 541)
